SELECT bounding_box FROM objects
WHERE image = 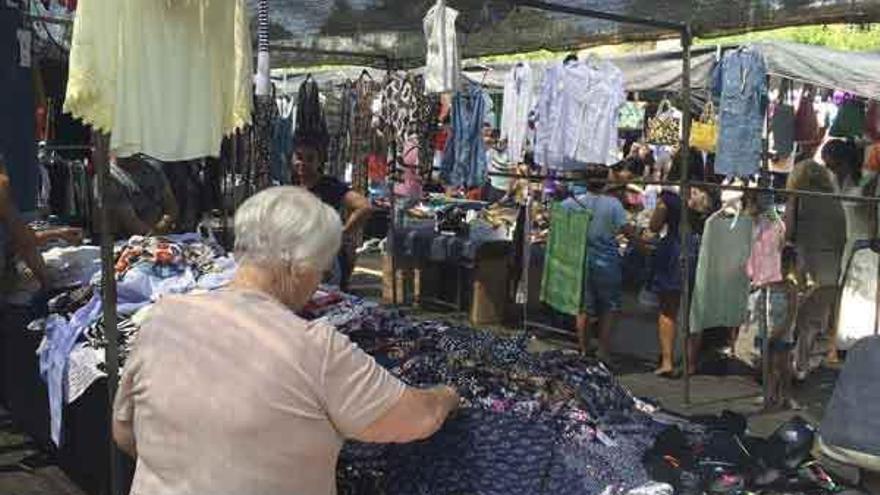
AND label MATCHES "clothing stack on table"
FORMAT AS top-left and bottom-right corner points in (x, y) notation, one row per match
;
(30, 233), (236, 447)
